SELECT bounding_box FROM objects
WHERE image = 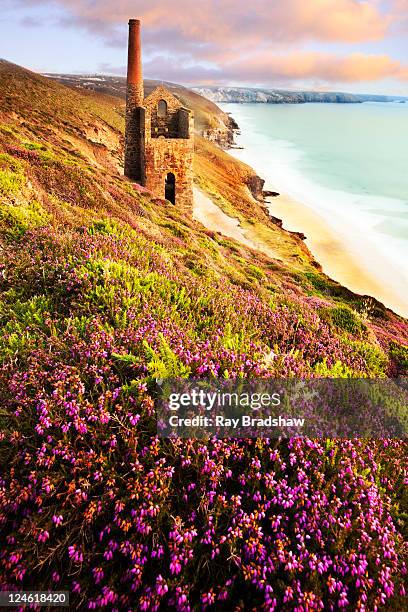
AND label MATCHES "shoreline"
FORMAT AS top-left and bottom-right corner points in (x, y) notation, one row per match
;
(264, 192), (393, 307)
(224, 110), (408, 319)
